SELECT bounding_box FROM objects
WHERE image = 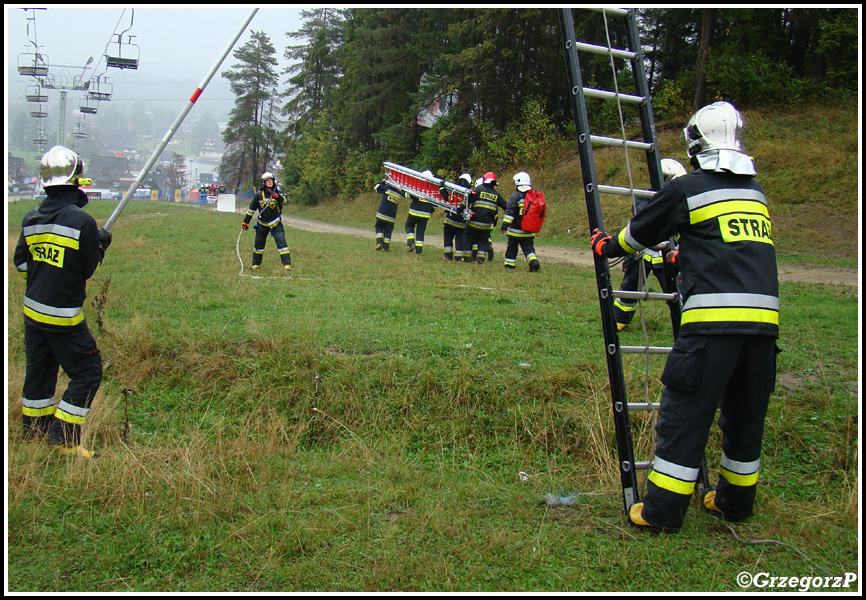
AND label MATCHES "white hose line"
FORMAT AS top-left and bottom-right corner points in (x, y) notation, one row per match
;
(235, 229), (290, 280)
